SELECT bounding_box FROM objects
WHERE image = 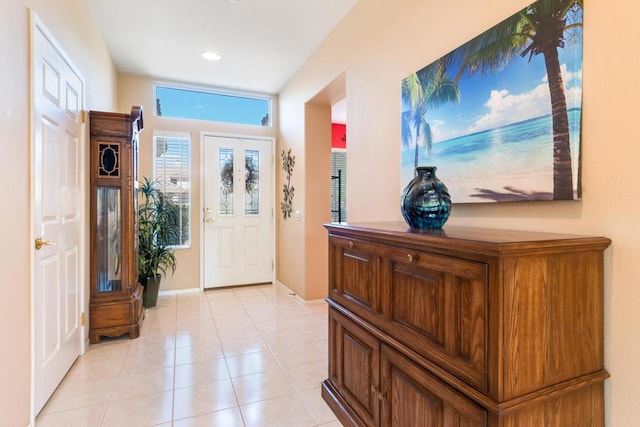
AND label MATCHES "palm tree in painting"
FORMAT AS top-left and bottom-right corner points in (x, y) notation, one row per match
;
(402, 59), (460, 172)
(451, 0), (582, 199)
